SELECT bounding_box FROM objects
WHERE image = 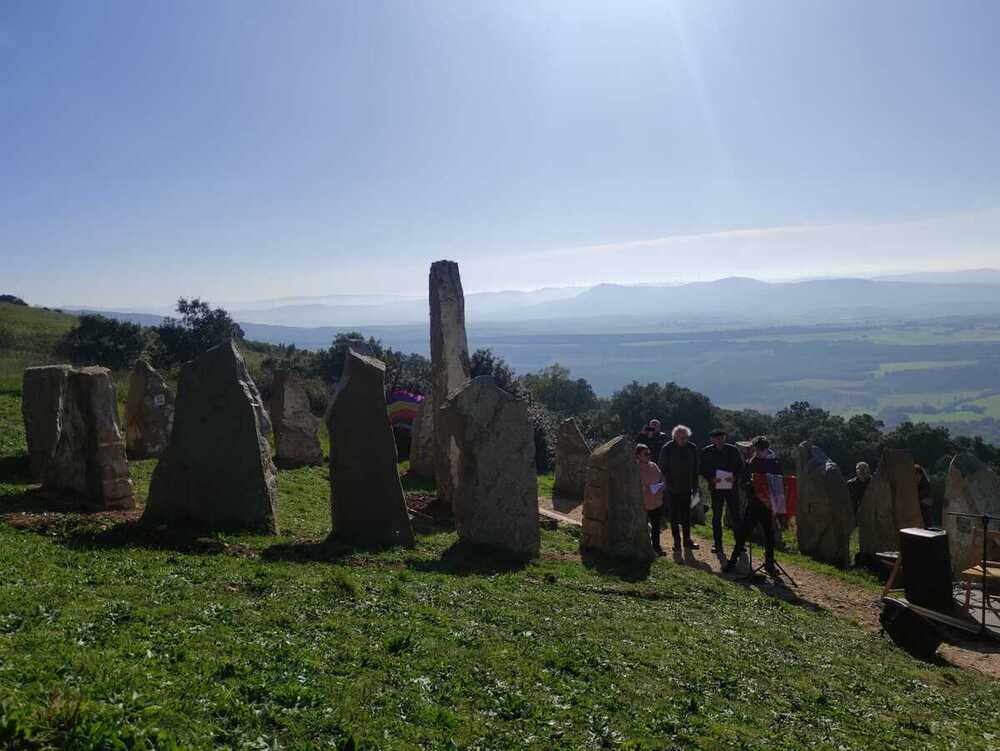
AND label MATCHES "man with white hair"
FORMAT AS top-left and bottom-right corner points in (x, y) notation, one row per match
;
(847, 461), (871, 515)
(657, 424), (700, 551)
